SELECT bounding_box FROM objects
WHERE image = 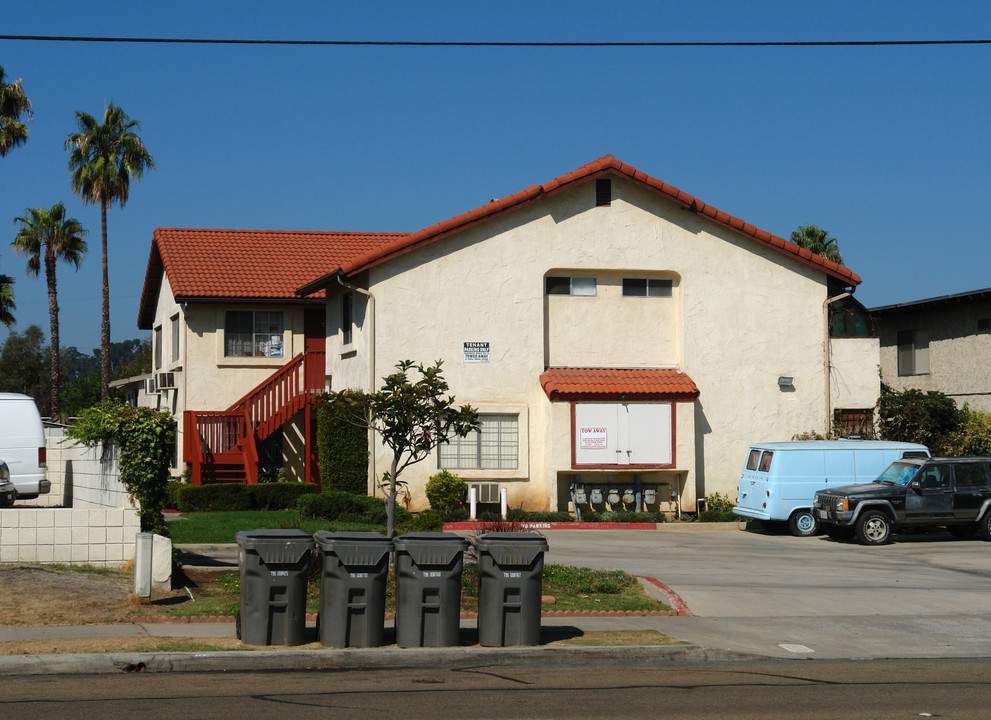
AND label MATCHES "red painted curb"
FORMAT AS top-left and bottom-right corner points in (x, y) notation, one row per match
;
(444, 522), (661, 531)
(636, 575), (692, 617)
